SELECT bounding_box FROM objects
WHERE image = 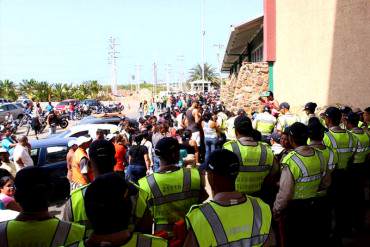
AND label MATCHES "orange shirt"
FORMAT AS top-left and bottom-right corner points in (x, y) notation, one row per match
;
(114, 143), (126, 171)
